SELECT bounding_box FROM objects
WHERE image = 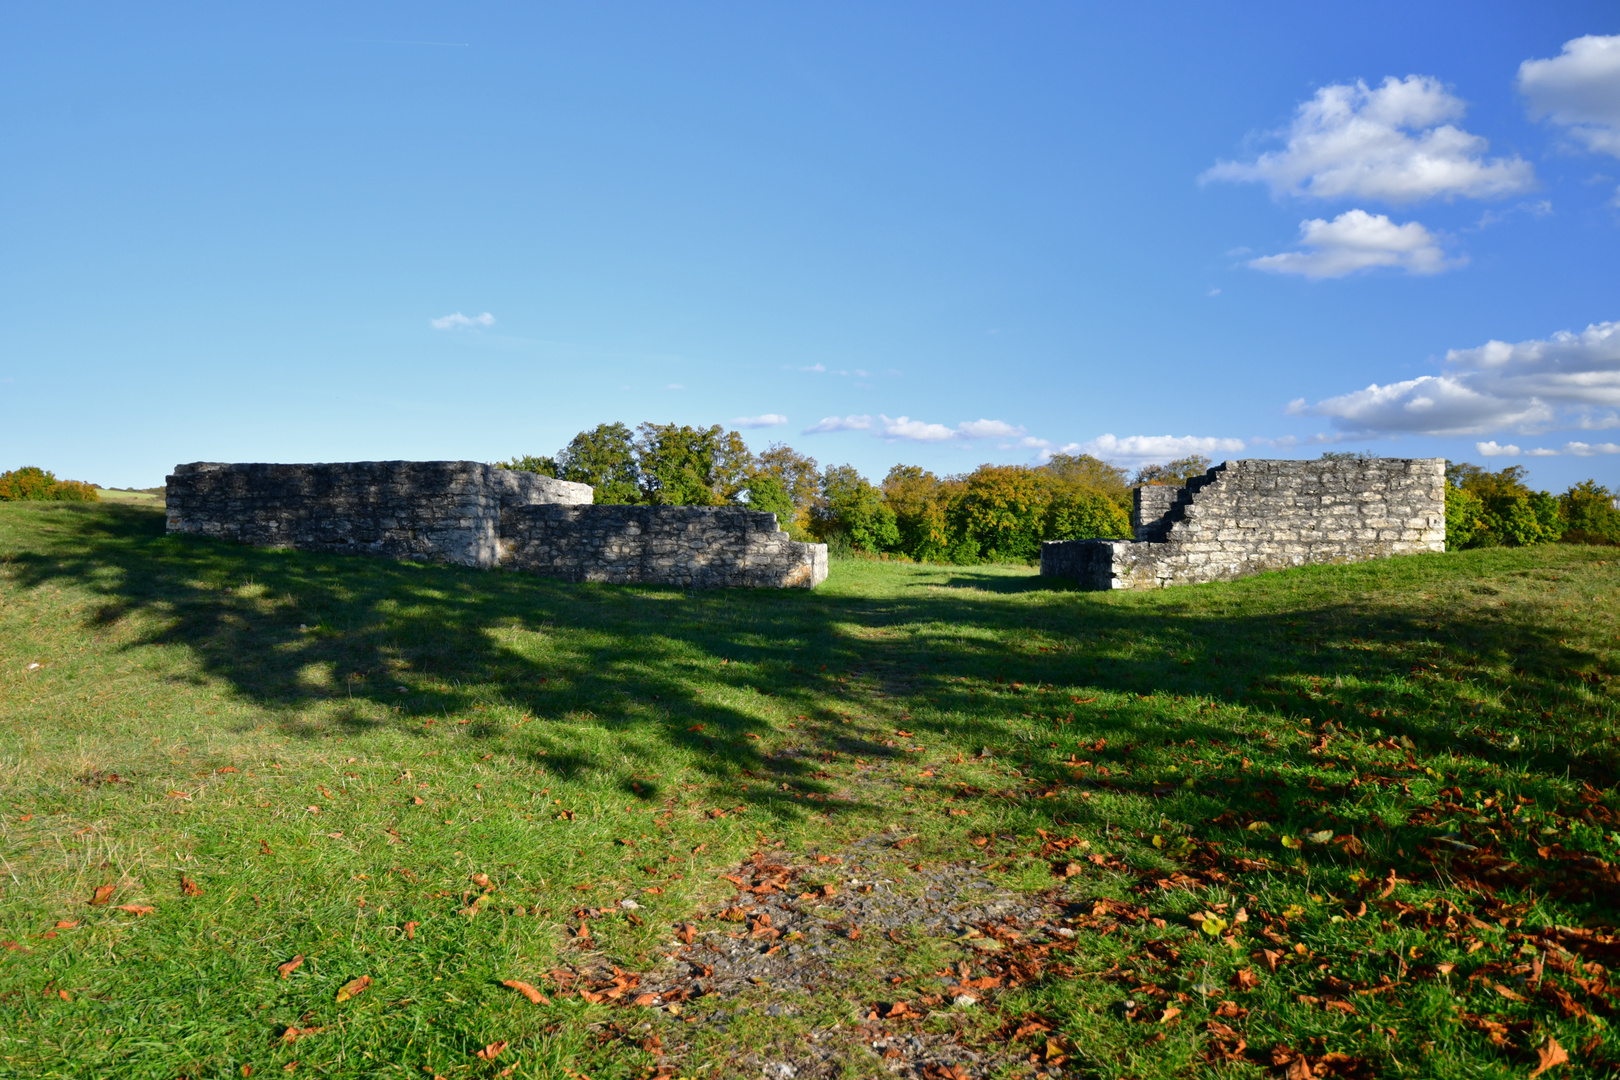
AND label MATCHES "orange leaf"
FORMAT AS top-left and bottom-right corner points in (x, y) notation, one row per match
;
(1529, 1036), (1568, 1079)
(676, 923), (696, 944)
(216, 766), (239, 774)
(181, 876), (204, 897)
(114, 904), (155, 916)
(277, 954), (305, 979)
(58, 989), (71, 1001)
(502, 979), (551, 1005)
(633, 993), (659, 1006)
(55, 920), (79, 930)
(470, 872), (493, 891)
(87, 885), (115, 906)
(334, 975), (371, 1003)
(476, 1042), (508, 1061)
(404, 921), (419, 940)
(1159, 1006), (1181, 1024)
